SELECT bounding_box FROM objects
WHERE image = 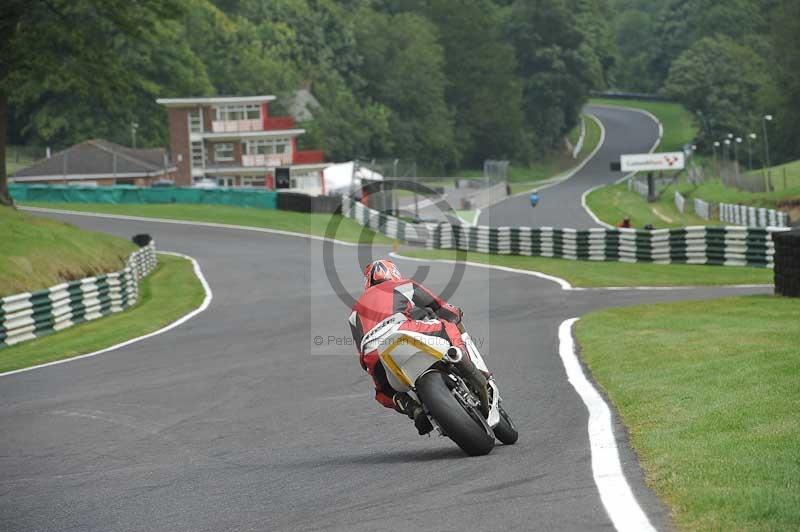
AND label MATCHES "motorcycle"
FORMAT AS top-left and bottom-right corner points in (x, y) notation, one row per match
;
(361, 313), (518, 456)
